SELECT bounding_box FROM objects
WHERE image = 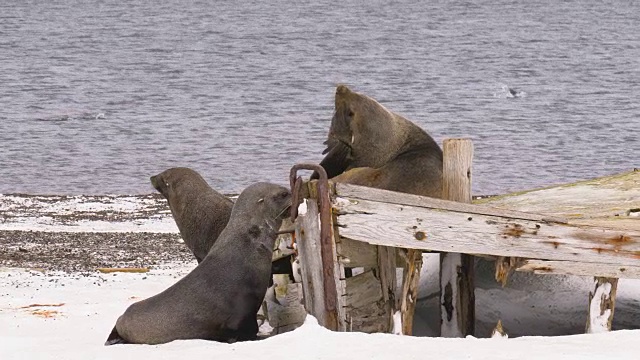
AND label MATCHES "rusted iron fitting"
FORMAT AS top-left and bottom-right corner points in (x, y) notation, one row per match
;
(289, 163), (330, 222)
